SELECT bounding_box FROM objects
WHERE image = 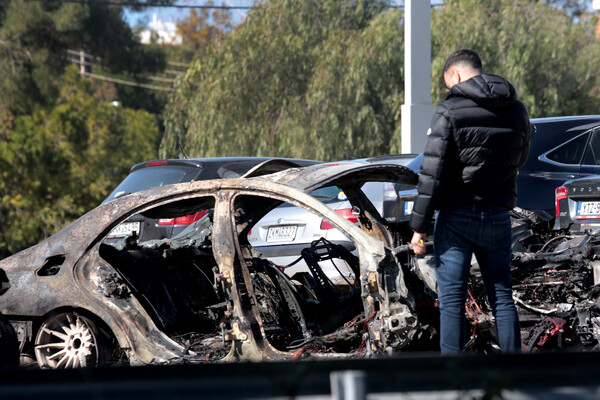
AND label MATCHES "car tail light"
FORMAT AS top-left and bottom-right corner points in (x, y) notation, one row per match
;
(146, 160), (168, 167)
(555, 186), (568, 217)
(320, 208), (359, 230)
(158, 210), (207, 226)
